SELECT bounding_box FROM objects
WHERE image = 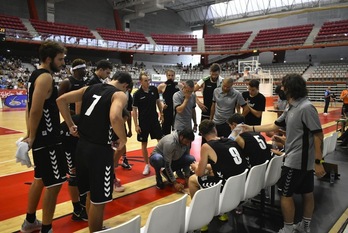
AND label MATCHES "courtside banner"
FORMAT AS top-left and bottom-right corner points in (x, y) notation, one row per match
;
(4, 94), (27, 108)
